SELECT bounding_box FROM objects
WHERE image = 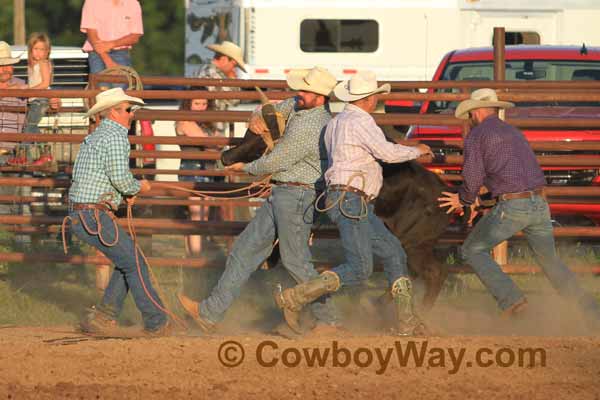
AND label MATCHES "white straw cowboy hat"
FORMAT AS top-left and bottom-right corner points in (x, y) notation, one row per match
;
(455, 88), (514, 119)
(286, 66), (337, 97)
(0, 42), (21, 66)
(85, 87), (145, 117)
(334, 70), (390, 102)
(207, 41), (247, 72)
